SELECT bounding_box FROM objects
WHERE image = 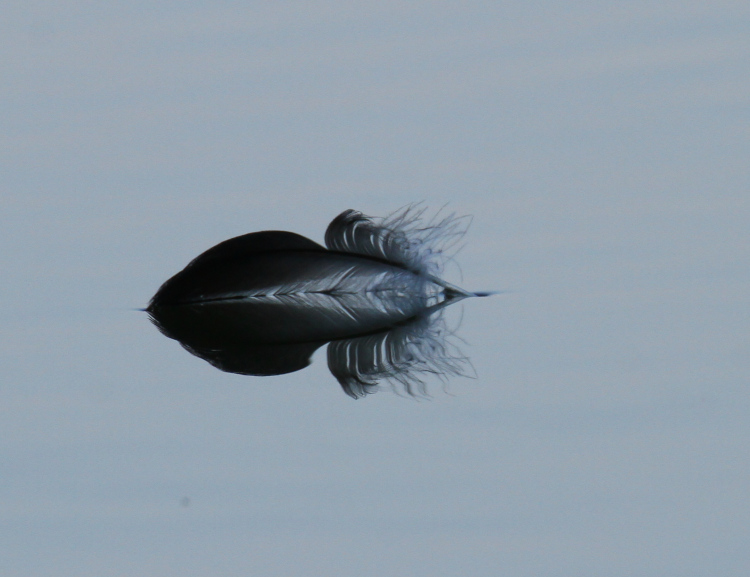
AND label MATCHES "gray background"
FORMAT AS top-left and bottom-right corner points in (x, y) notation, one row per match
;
(2, 1), (749, 575)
